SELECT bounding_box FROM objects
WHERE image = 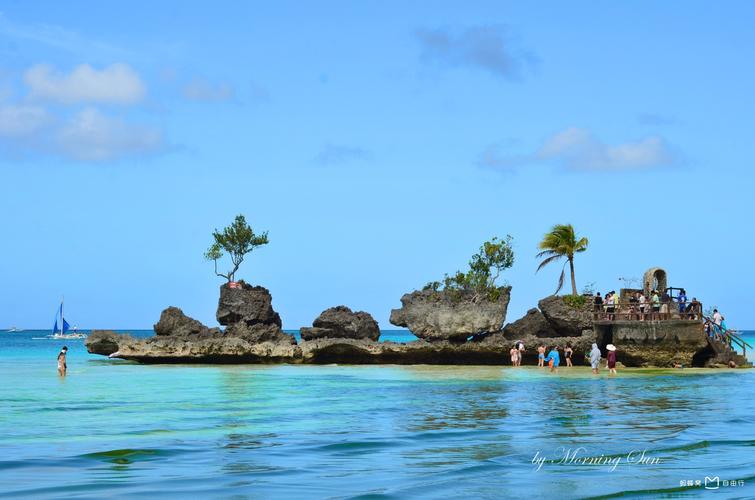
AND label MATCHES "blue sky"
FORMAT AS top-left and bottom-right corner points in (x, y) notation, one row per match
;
(2, 1), (754, 330)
